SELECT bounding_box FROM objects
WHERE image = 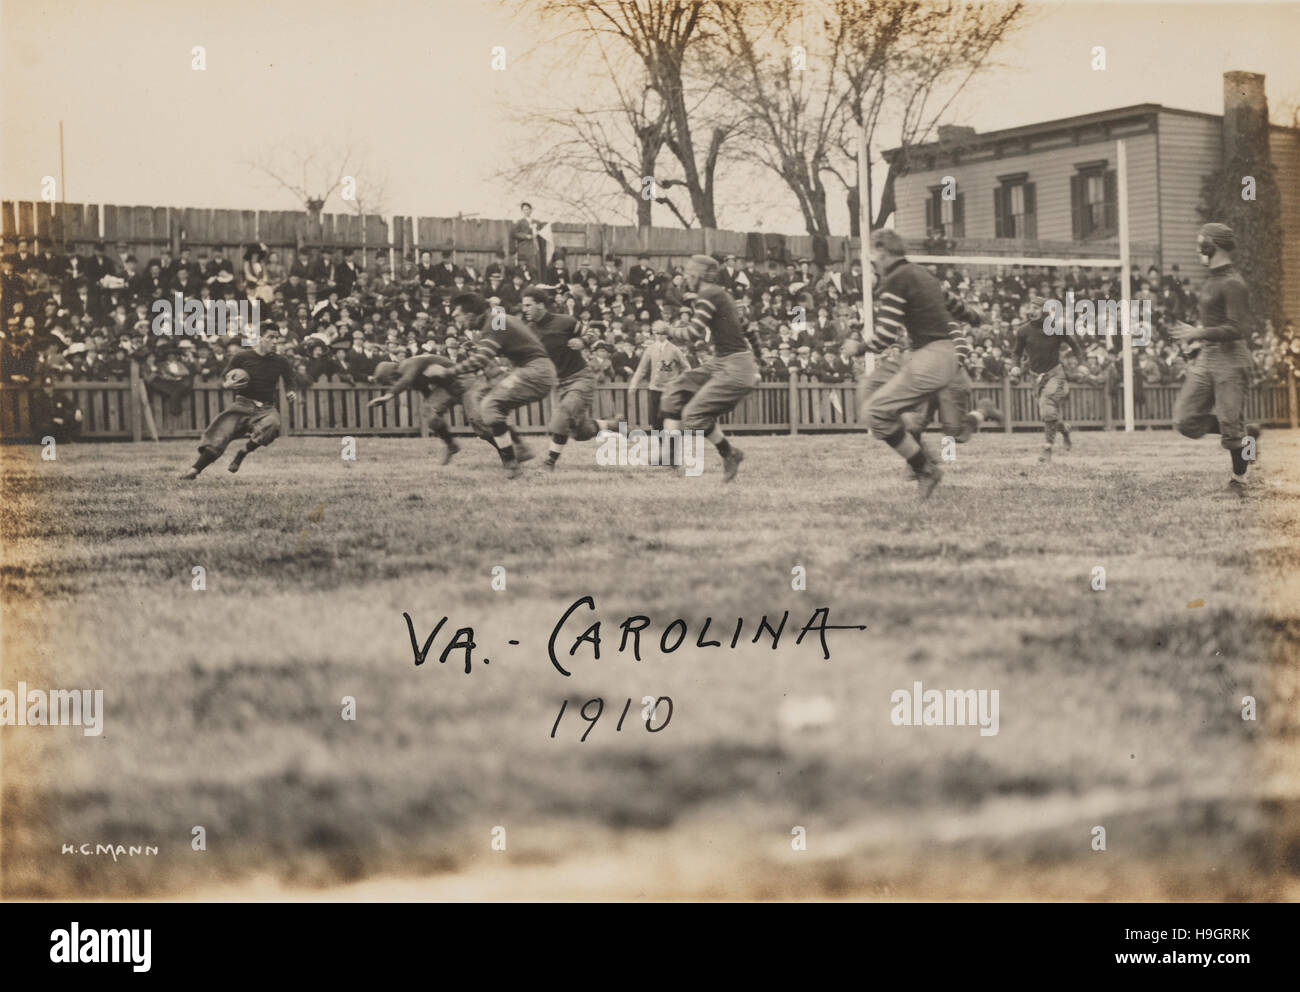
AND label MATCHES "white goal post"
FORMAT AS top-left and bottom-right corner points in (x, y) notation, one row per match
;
(864, 138), (1139, 431)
